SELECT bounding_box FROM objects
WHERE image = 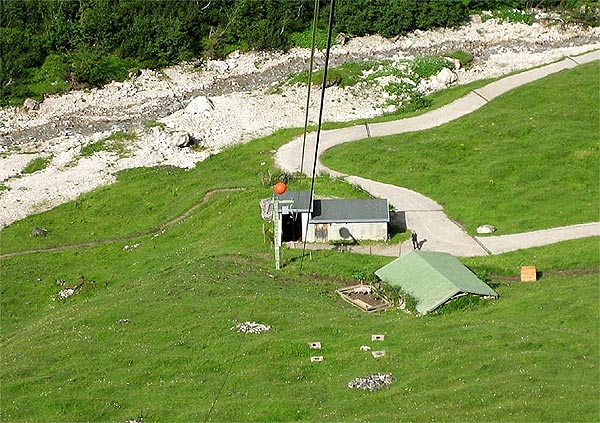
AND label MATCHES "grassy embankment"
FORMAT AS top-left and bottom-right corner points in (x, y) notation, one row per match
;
(1, 61), (598, 422)
(323, 61), (600, 235)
